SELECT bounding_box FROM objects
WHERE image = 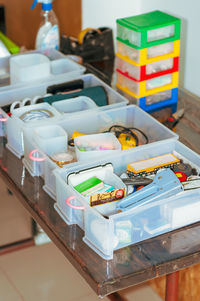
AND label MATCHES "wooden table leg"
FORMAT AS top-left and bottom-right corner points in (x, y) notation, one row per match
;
(165, 271), (179, 301)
